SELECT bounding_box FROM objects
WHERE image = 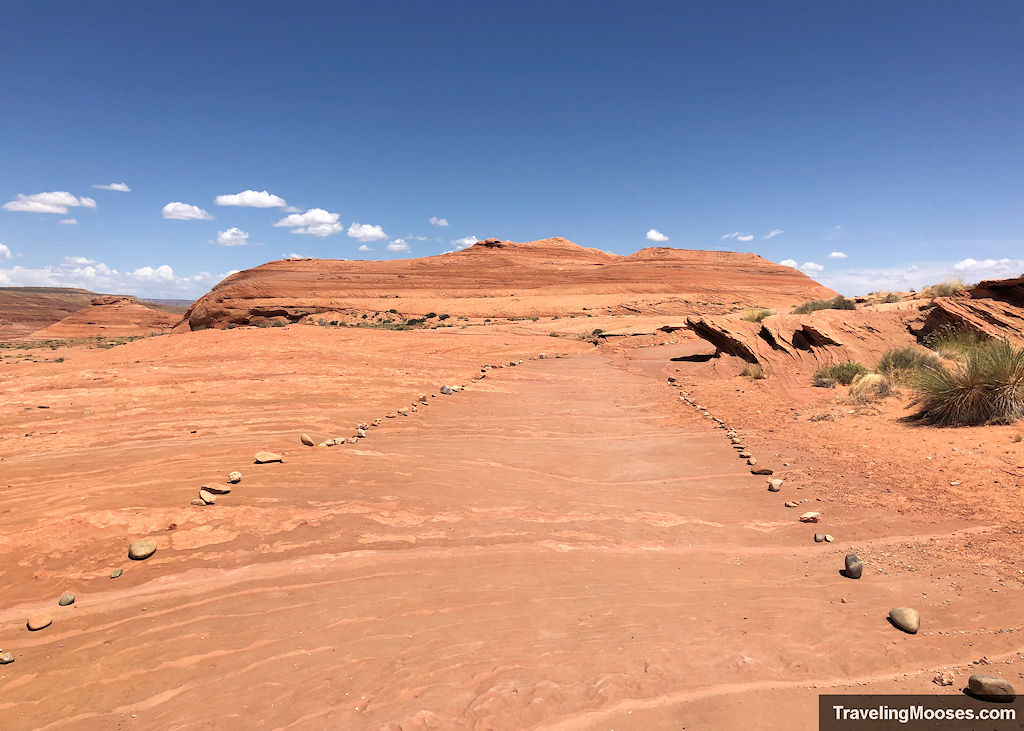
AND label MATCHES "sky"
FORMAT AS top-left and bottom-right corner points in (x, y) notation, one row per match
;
(1, 1), (1021, 298)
